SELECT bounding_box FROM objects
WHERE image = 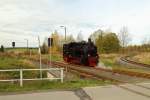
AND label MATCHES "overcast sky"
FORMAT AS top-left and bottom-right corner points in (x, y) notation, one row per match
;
(0, 0), (150, 47)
